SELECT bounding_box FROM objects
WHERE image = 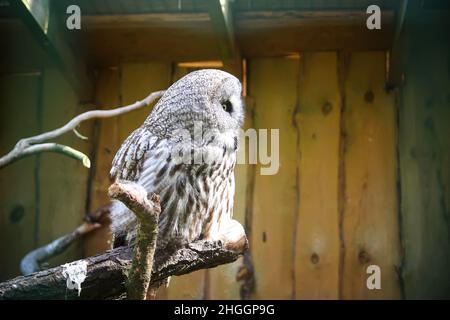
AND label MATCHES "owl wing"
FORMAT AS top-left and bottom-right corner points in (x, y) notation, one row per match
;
(110, 127), (159, 181)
